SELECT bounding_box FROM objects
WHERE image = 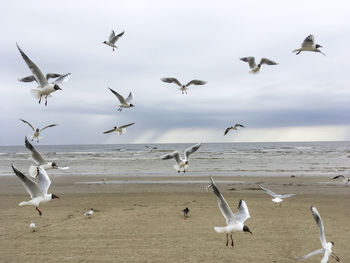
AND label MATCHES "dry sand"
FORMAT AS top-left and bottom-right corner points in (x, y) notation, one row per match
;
(0, 175), (349, 263)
